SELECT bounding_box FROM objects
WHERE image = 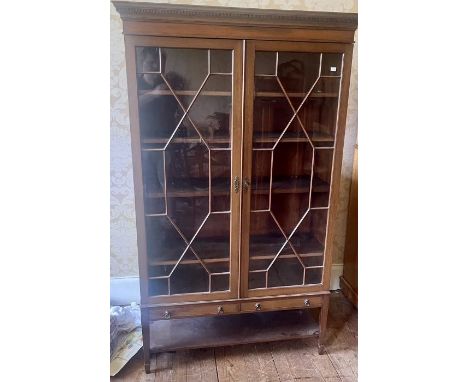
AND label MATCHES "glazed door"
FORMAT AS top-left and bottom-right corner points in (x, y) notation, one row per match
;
(125, 36), (243, 304)
(241, 40), (351, 297)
